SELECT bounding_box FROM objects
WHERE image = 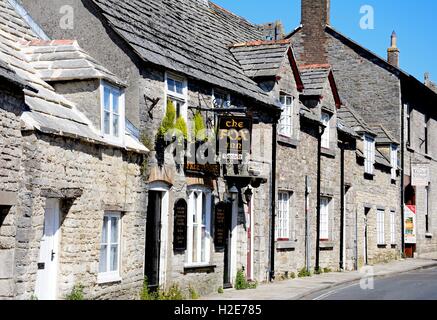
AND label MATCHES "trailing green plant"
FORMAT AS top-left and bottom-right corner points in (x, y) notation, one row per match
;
(189, 285), (200, 300)
(298, 267), (311, 278)
(65, 284), (85, 300)
(175, 116), (188, 141)
(193, 111), (206, 141)
(158, 99), (177, 138)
